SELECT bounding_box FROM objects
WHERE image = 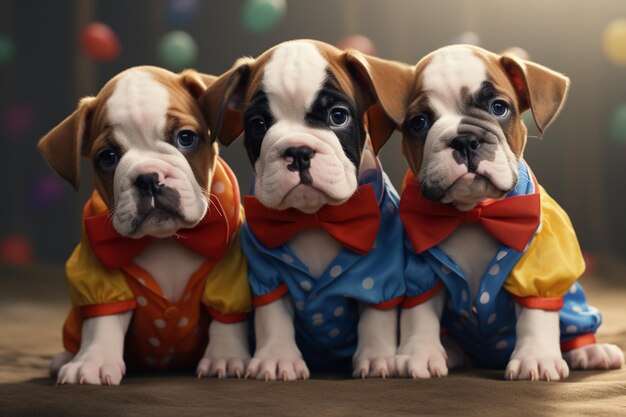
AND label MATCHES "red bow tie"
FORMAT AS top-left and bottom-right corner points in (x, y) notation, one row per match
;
(244, 184), (381, 255)
(399, 172), (540, 253)
(84, 200), (230, 271)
